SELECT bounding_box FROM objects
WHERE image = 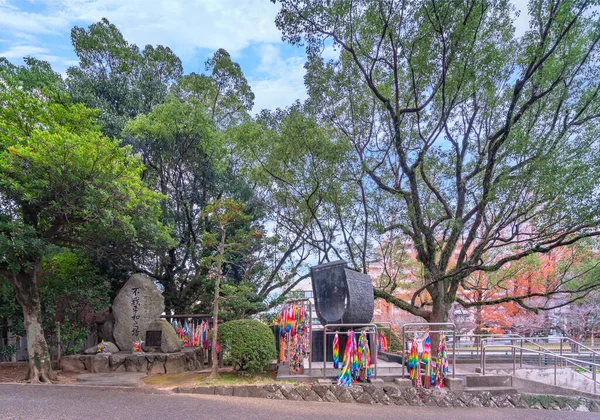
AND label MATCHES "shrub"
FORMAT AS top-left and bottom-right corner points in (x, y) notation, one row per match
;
(218, 319), (277, 374)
